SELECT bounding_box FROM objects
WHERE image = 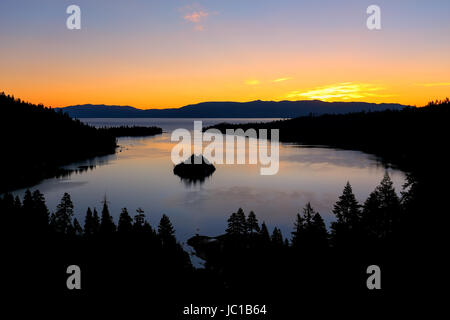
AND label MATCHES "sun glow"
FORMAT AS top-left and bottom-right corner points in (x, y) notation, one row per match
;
(284, 83), (394, 101)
